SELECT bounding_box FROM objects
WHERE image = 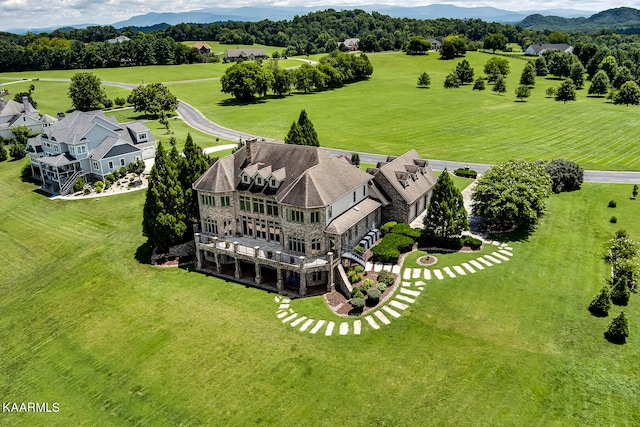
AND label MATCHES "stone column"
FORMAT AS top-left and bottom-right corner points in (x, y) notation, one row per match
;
(195, 244), (202, 270)
(275, 251), (283, 291)
(254, 246), (261, 285)
(233, 242), (241, 280)
(327, 251), (334, 292)
(299, 256), (307, 296)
